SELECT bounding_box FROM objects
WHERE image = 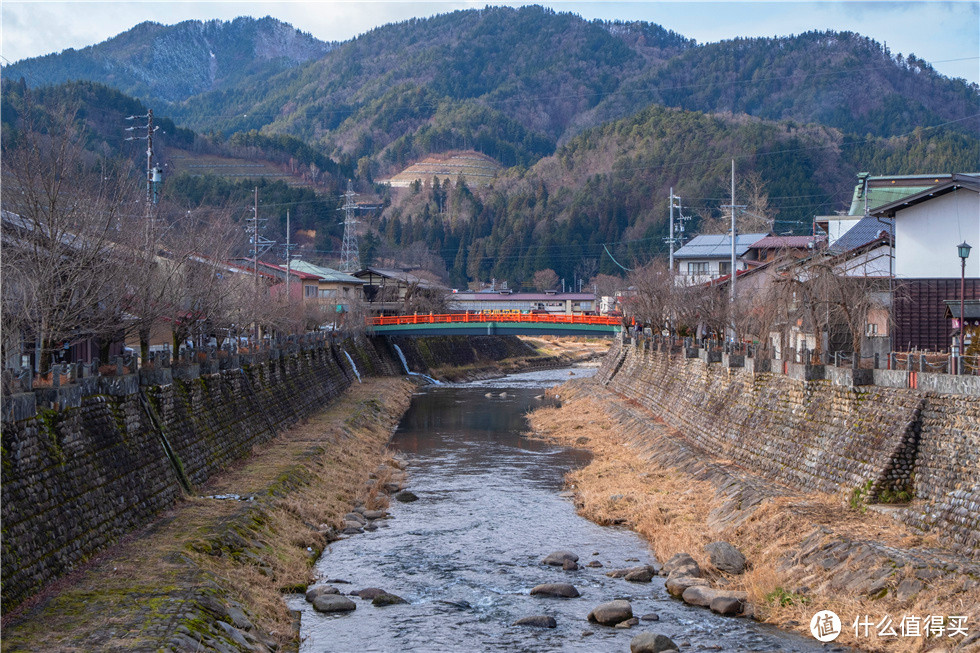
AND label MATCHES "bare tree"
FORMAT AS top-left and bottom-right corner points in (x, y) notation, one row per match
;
(532, 268), (559, 291)
(1, 100), (138, 374)
(622, 261), (674, 331)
